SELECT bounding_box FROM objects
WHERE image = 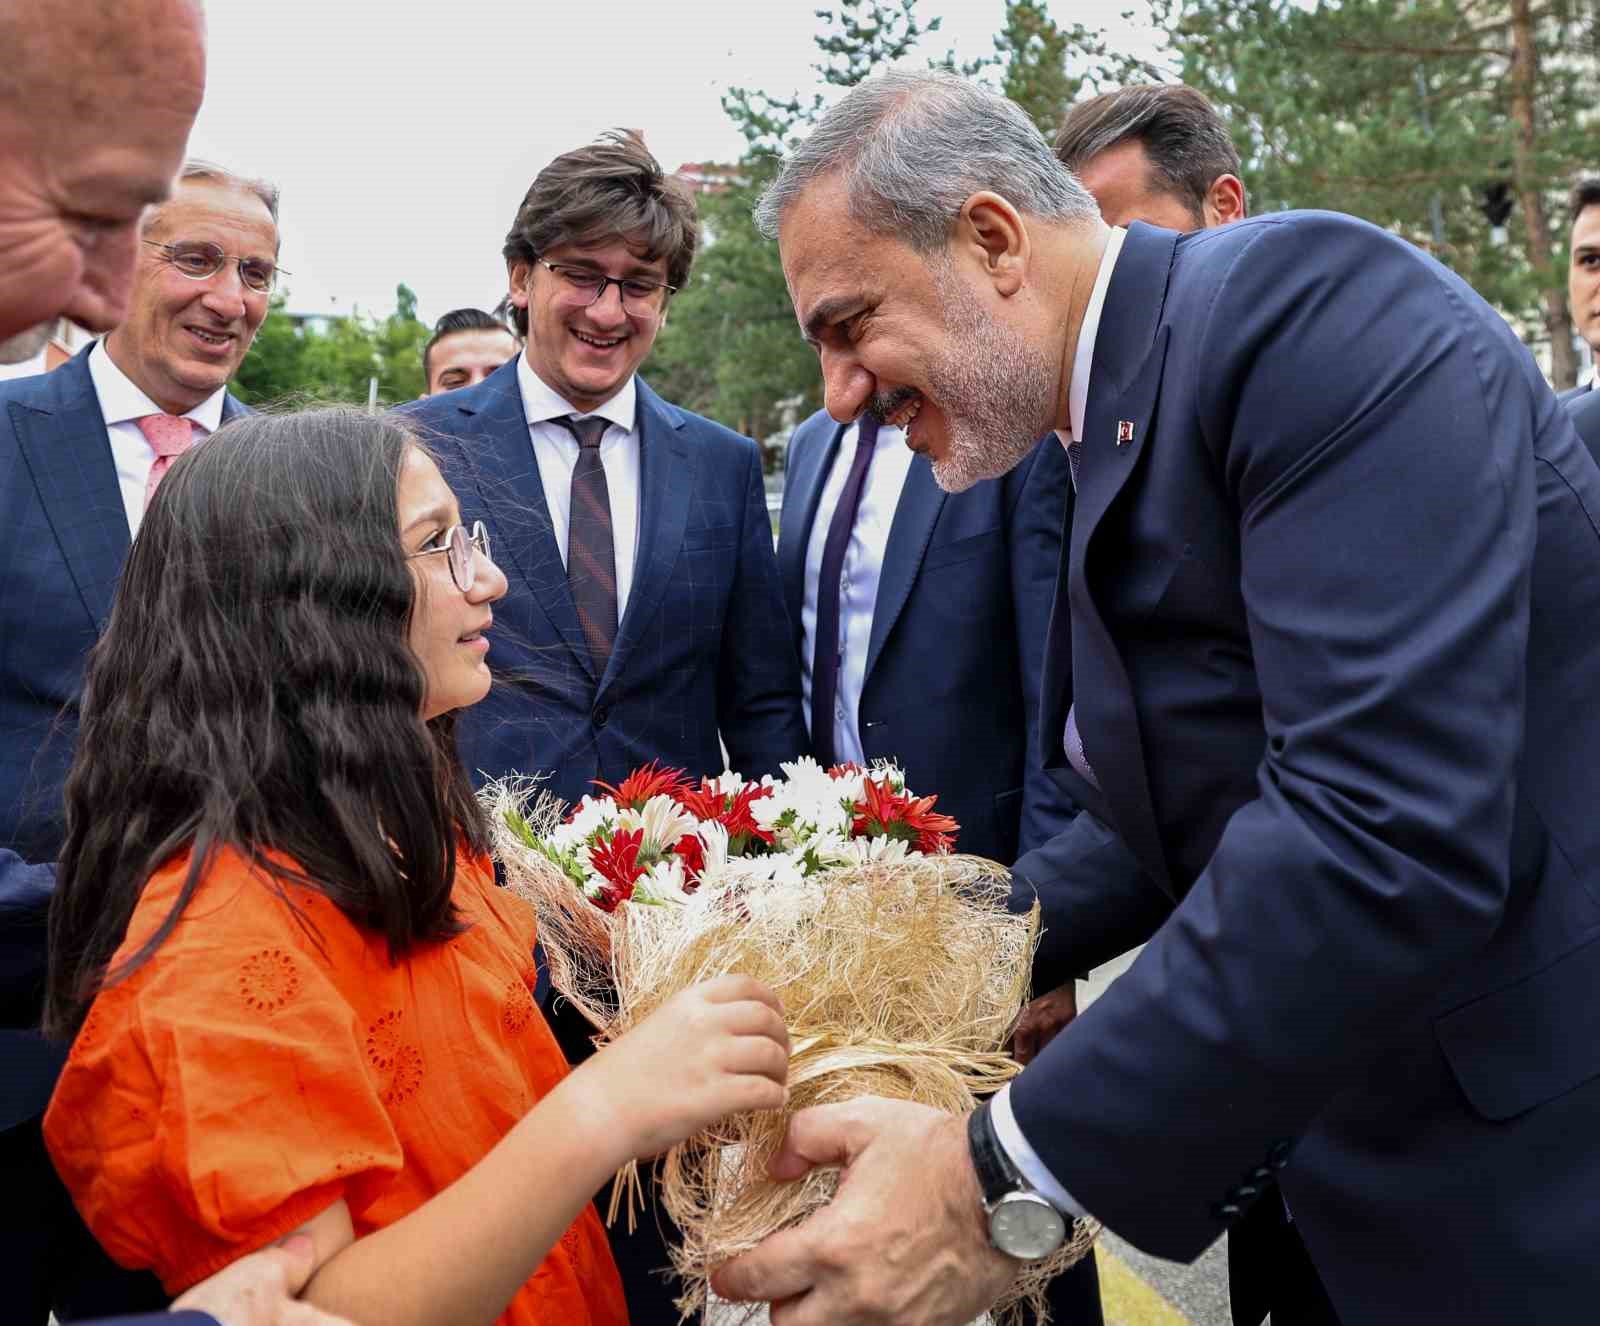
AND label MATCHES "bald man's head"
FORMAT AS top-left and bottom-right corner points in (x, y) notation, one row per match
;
(0, 0), (205, 347)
